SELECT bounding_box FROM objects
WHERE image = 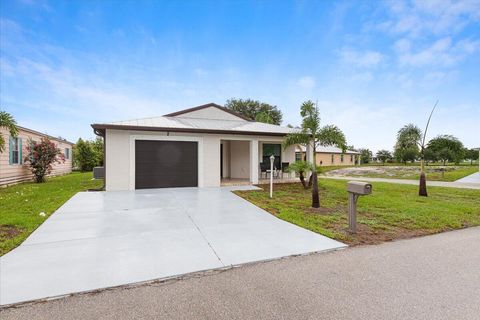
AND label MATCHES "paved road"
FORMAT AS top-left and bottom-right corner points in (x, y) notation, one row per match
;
(2, 227), (479, 320)
(321, 175), (480, 189)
